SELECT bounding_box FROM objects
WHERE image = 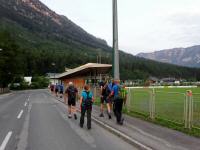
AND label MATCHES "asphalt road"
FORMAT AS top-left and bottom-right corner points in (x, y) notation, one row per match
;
(0, 90), (137, 150)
